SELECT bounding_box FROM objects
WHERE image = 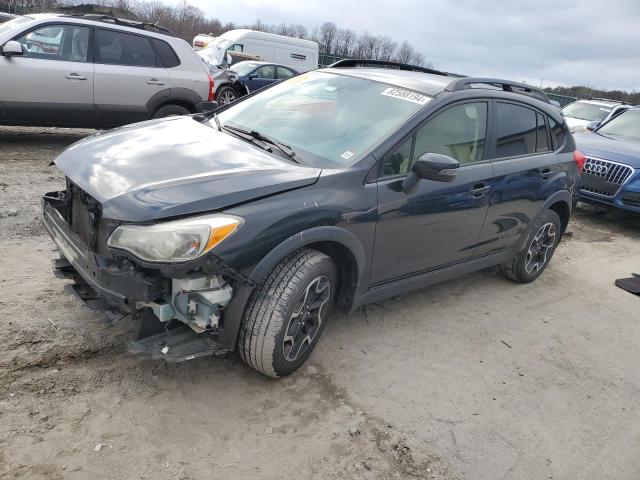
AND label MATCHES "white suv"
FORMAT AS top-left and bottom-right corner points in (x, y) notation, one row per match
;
(562, 98), (632, 134)
(0, 14), (216, 128)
